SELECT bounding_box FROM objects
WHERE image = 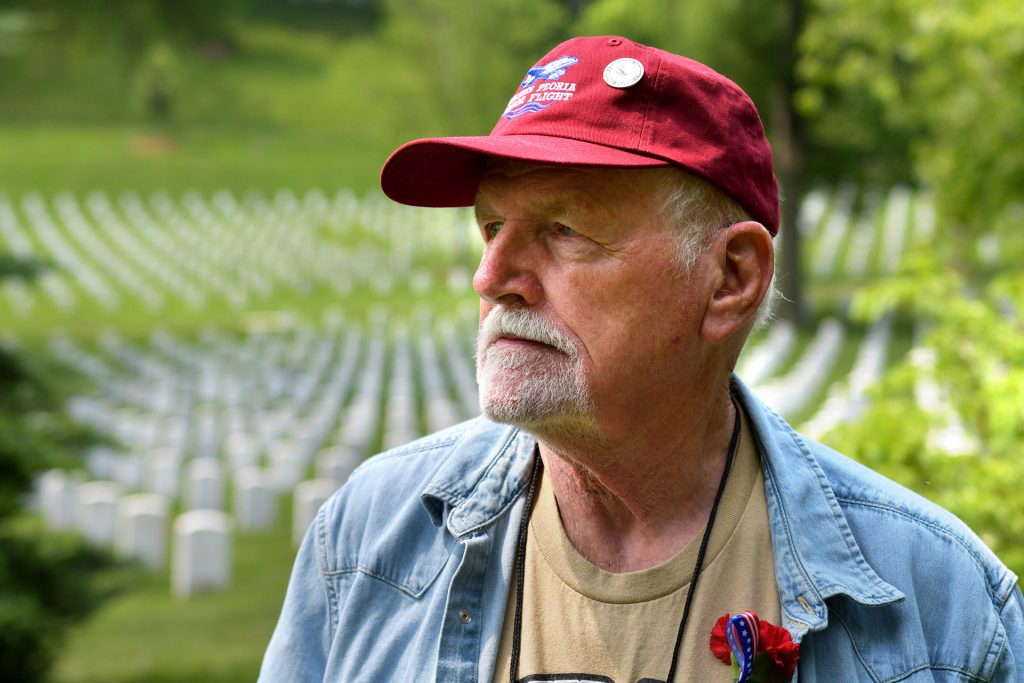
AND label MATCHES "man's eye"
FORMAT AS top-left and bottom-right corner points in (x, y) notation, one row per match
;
(483, 222), (503, 239)
(556, 224), (578, 237)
